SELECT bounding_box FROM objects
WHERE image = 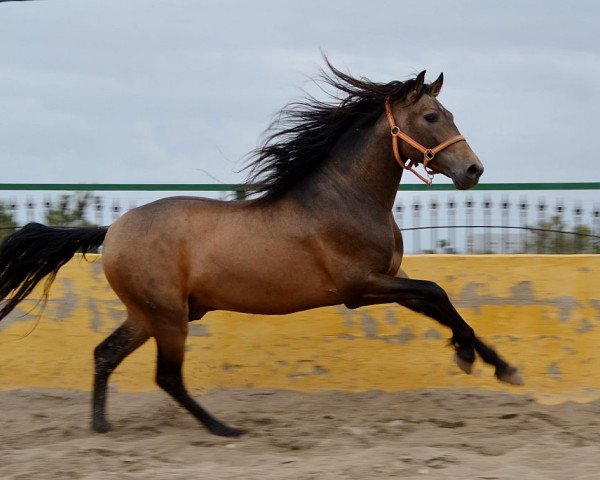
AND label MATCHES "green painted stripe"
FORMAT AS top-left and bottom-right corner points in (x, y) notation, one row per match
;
(0, 182), (599, 192)
(0, 183), (243, 191)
